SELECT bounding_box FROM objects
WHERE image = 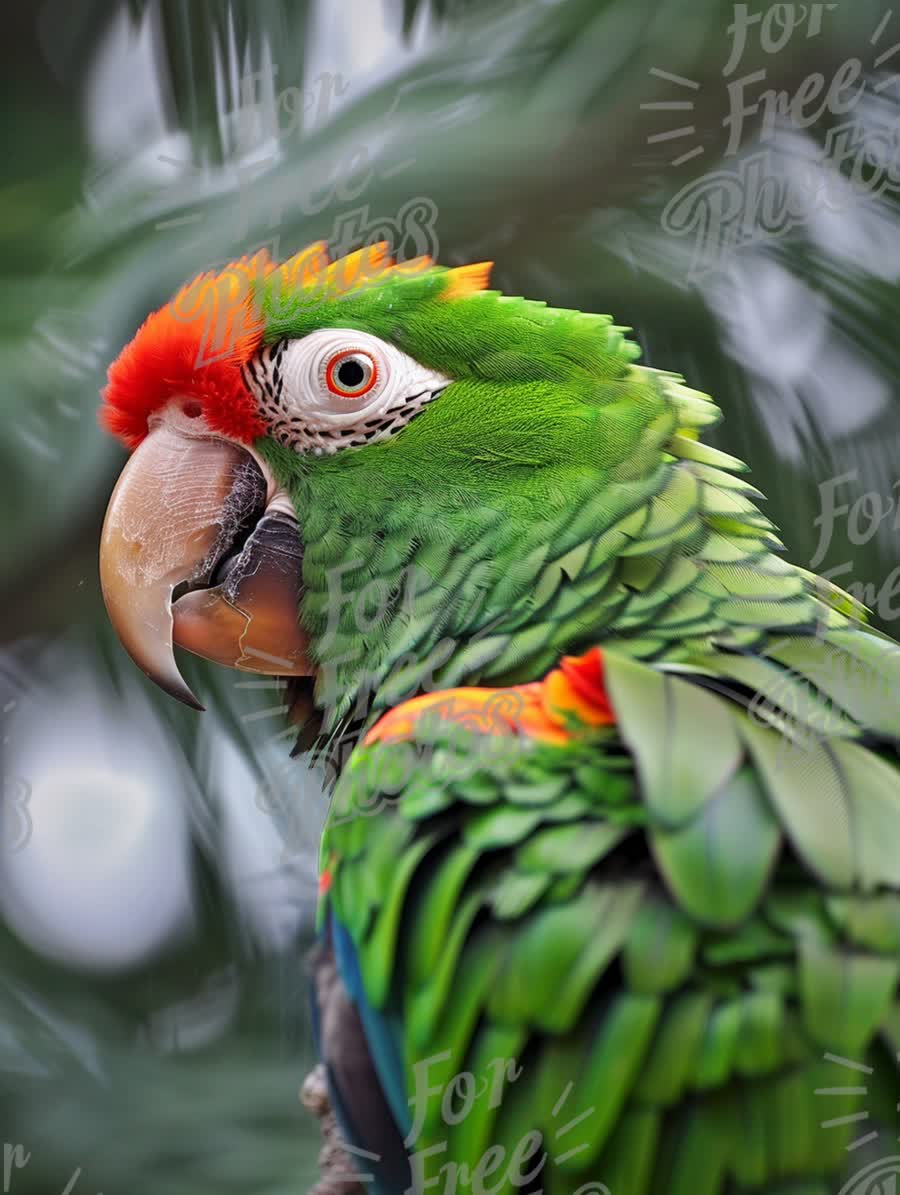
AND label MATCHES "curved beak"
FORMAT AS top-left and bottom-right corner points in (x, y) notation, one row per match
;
(99, 415), (312, 709)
